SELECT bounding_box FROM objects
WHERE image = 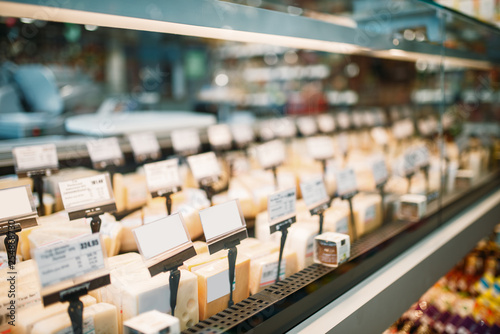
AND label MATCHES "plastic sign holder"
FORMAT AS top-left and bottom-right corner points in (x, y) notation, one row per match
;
(59, 174), (117, 233)
(268, 188), (296, 283)
(133, 213), (196, 316)
(403, 149), (418, 193)
(199, 200), (248, 307)
(306, 136), (335, 179)
(335, 168), (359, 240)
(86, 137), (124, 187)
(187, 152), (221, 206)
(317, 114), (336, 134)
(372, 159), (389, 224)
(128, 132), (162, 164)
(296, 116), (318, 137)
(12, 143), (59, 216)
(35, 233), (110, 334)
(300, 178), (330, 234)
(171, 128), (201, 157)
(256, 140), (286, 189)
(231, 123), (255, 152)
(0, 185), (38, 267)
(208, 124), (233, 152)
(144, 158), (183, 216)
